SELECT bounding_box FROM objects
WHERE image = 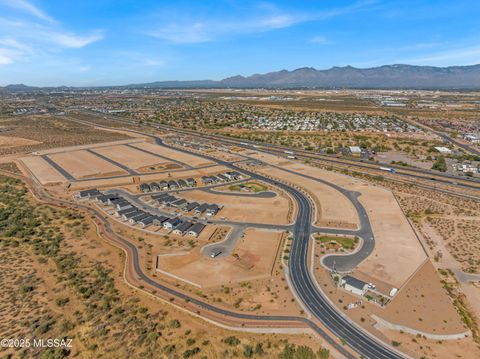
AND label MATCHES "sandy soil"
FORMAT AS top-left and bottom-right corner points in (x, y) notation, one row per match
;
(0, 135), (40, 147)
(313, 252), (476, 358)
(355, 186), (427, 289)
(378, 327), (479, 359)
(93, 144), (170, 170)
(68, 165), (229, 190)
(250, 152), (426, 288)
(48, 150), (127, 178)
(178, 189), (291, 225)
(256, 164), (359, 228)
(19, 155), (66, 184)
(36, 138), (143, 155)
(157, 228), (283, 287)
(132, 141), (214, 167)
(378, 261), (467, 334)
(375, 151), (433, 170)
